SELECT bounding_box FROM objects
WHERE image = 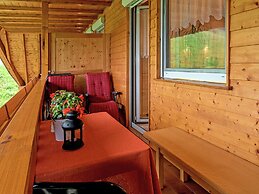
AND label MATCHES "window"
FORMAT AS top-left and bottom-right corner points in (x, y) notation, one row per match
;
(161, 0), (228, 84)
